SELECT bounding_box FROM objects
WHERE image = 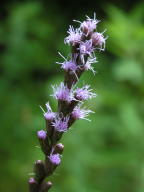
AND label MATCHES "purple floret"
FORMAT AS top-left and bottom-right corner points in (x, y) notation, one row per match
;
(52, 116), (69, 132)
(37, 130), (47, 140)
(84, 55), (97, 73)
(91, 32), (106, 50)
(72, 106), (93, 120)
(64, 25), (82, 46)
(62, 60), (77, 72)
(52, 83), (73, 103)
(79, 40), (93, 56)
(49, 153), (61, 165)
(57, 53), (78, 73)
(44, 112), (56, 121)
(75, 13), (99, 35)
(75, 85), (96, 101)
